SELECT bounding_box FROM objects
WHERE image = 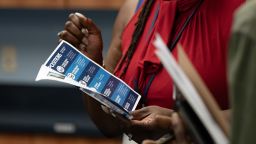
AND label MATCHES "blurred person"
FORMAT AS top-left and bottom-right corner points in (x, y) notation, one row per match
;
(229, 0), (256, 143)
(58, 0), (244, 143)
